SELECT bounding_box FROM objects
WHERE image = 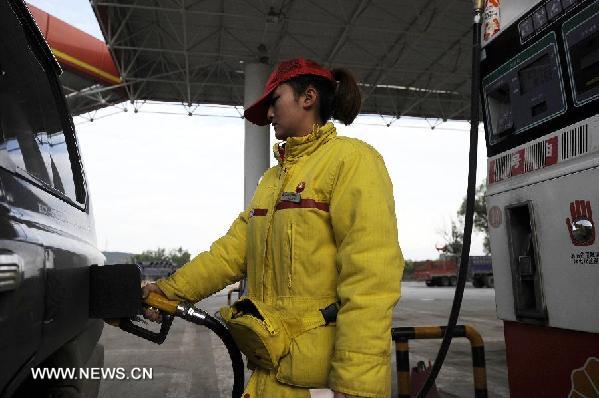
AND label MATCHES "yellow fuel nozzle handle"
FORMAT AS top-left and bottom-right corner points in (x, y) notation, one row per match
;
(145, 291), (180, 315)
